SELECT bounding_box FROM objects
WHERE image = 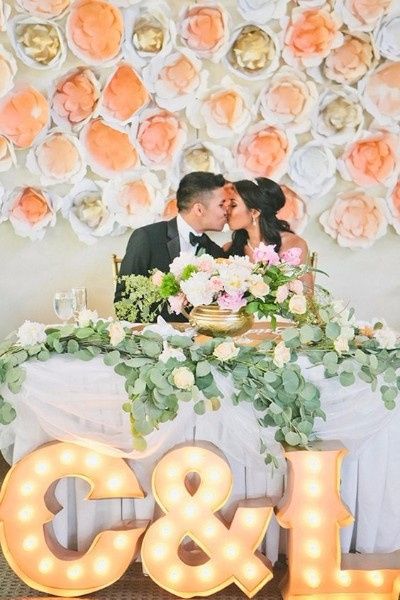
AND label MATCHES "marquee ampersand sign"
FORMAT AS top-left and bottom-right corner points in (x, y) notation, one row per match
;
(141, 444), (274, 598)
